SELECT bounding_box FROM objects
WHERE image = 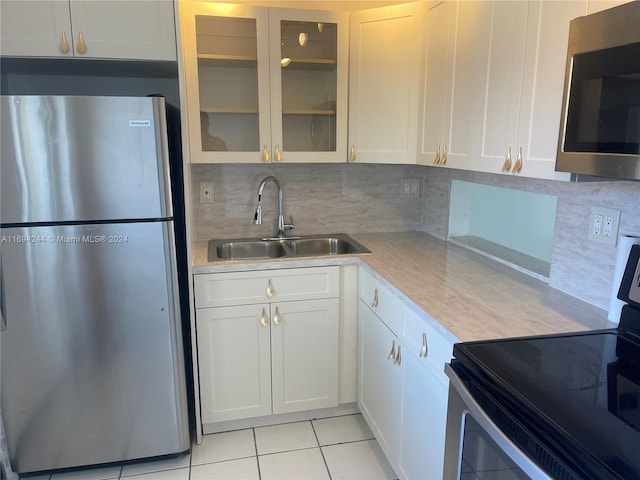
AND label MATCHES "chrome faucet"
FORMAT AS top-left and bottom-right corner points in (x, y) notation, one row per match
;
(253, 176), (296, 240)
